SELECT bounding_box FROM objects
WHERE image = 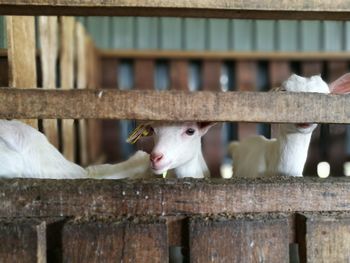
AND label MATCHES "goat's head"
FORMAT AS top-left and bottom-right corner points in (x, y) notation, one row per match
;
(279, 73), (350, 134)
(128, 122), (215, 175)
